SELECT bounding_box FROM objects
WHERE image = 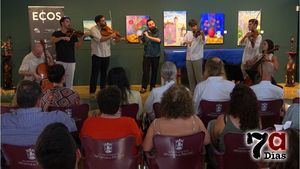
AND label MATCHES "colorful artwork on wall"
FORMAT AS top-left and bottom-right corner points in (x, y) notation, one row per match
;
(163, 11), (187, 46)
(200, 13), (225, 44)
(126, 15), (149, 43)
(83, 20), (111, 41)
(237, 11), (261, 45)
